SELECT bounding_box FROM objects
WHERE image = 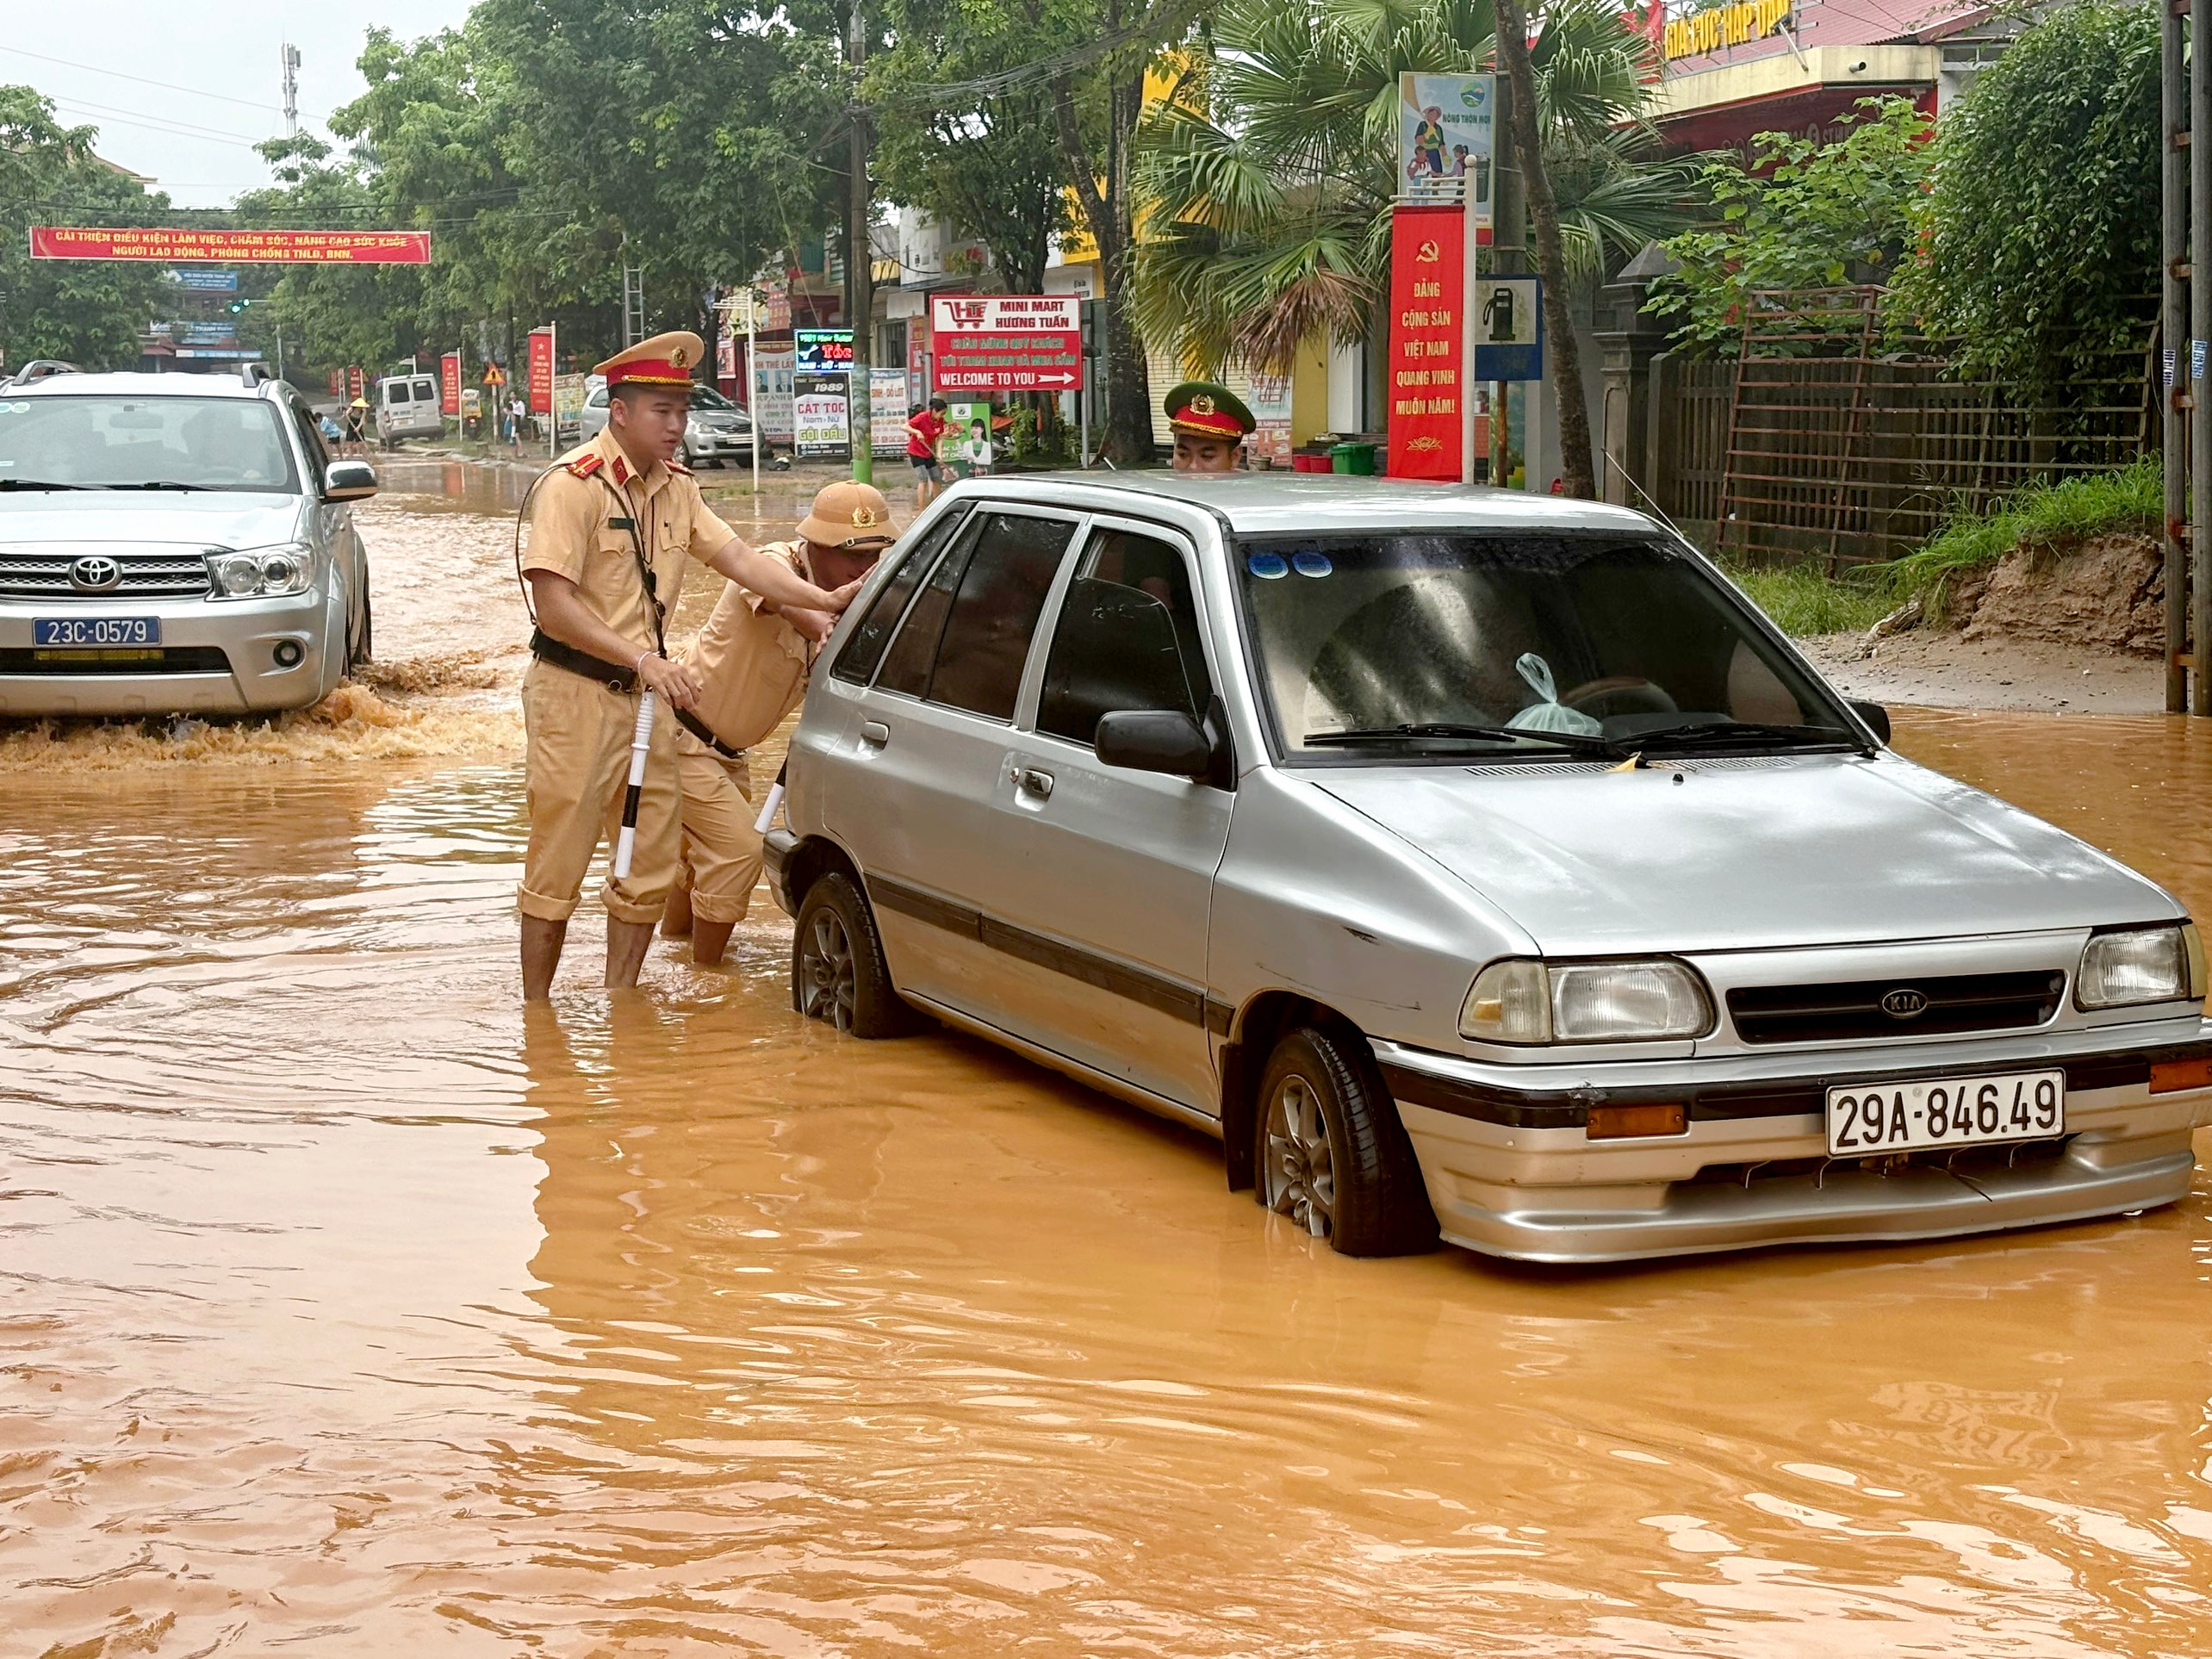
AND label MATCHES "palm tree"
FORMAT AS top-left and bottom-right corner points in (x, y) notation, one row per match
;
(1130, 0), (1694, 401)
